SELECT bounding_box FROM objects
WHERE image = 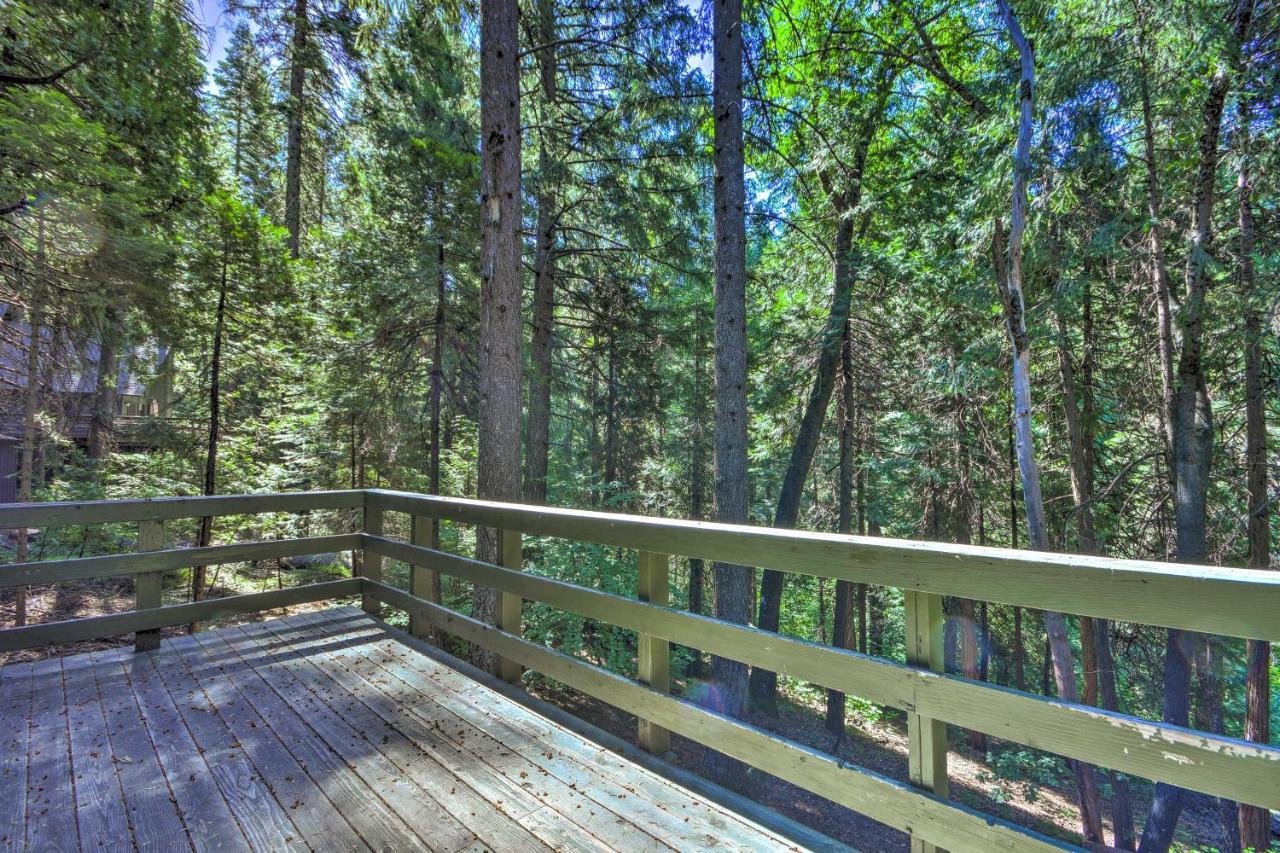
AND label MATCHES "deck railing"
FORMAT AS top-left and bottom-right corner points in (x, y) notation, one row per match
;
(1, 489), (1277, 853)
